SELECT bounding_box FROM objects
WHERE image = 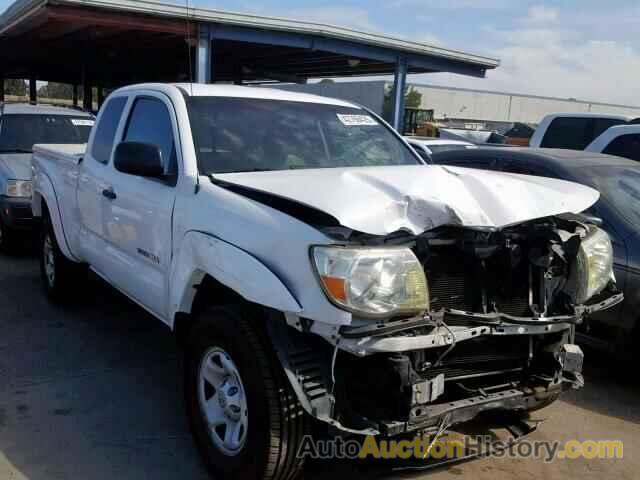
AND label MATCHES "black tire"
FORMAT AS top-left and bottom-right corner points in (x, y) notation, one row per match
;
(0, 217), (14, 253)
(39, 209), (86, 303)
(184, 305), (308, 480)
